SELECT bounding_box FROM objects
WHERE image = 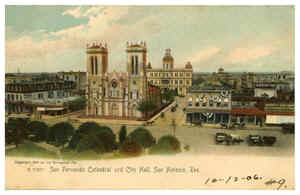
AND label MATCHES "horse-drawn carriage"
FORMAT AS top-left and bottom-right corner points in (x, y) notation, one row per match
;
(143, 121), (155, 126)
(220, 122), (246, 129)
